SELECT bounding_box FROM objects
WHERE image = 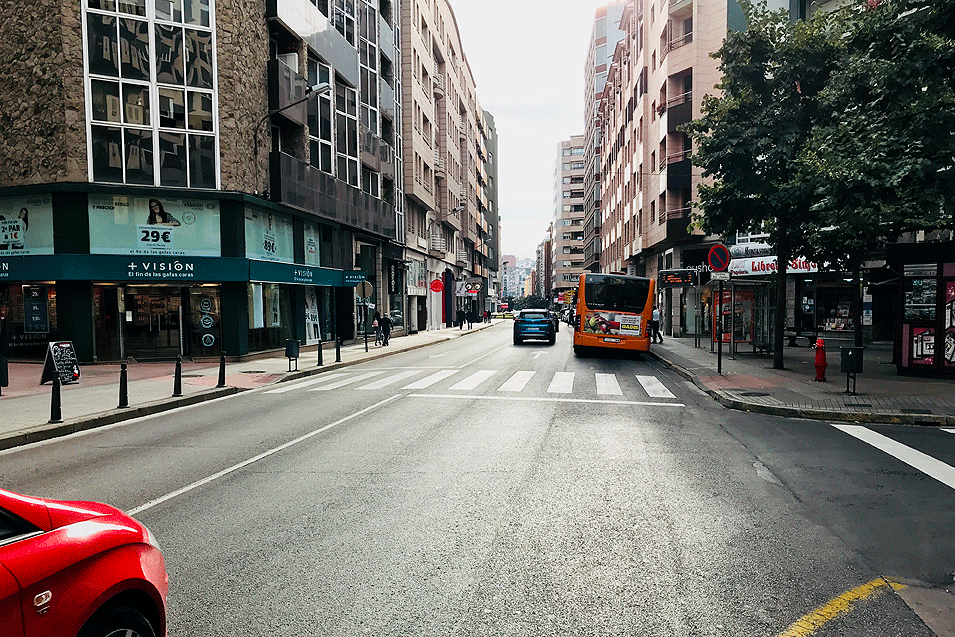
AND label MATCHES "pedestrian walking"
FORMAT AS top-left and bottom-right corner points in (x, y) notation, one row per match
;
(456, 308), (465, 329)
(651, 306), (663, 343)
(483, 310), (490, 323)
(380, 312), (393, 346)
(466, 309), (475, 329)
(372, 310), (382, 346)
